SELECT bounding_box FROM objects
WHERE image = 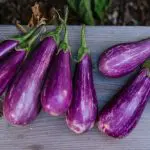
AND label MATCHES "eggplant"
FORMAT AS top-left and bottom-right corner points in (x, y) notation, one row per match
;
(99, 38), (150, 77)
(0, 26), (44, 97)
(3, 25), (62, 125)
(0, 40), (18, 58)
(66, 25), (98, 134)
(41, 18), (72, 116)
(0, 27), (37, 58)
(98, 67), (150, 138)
(0, 51), (25, 95)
